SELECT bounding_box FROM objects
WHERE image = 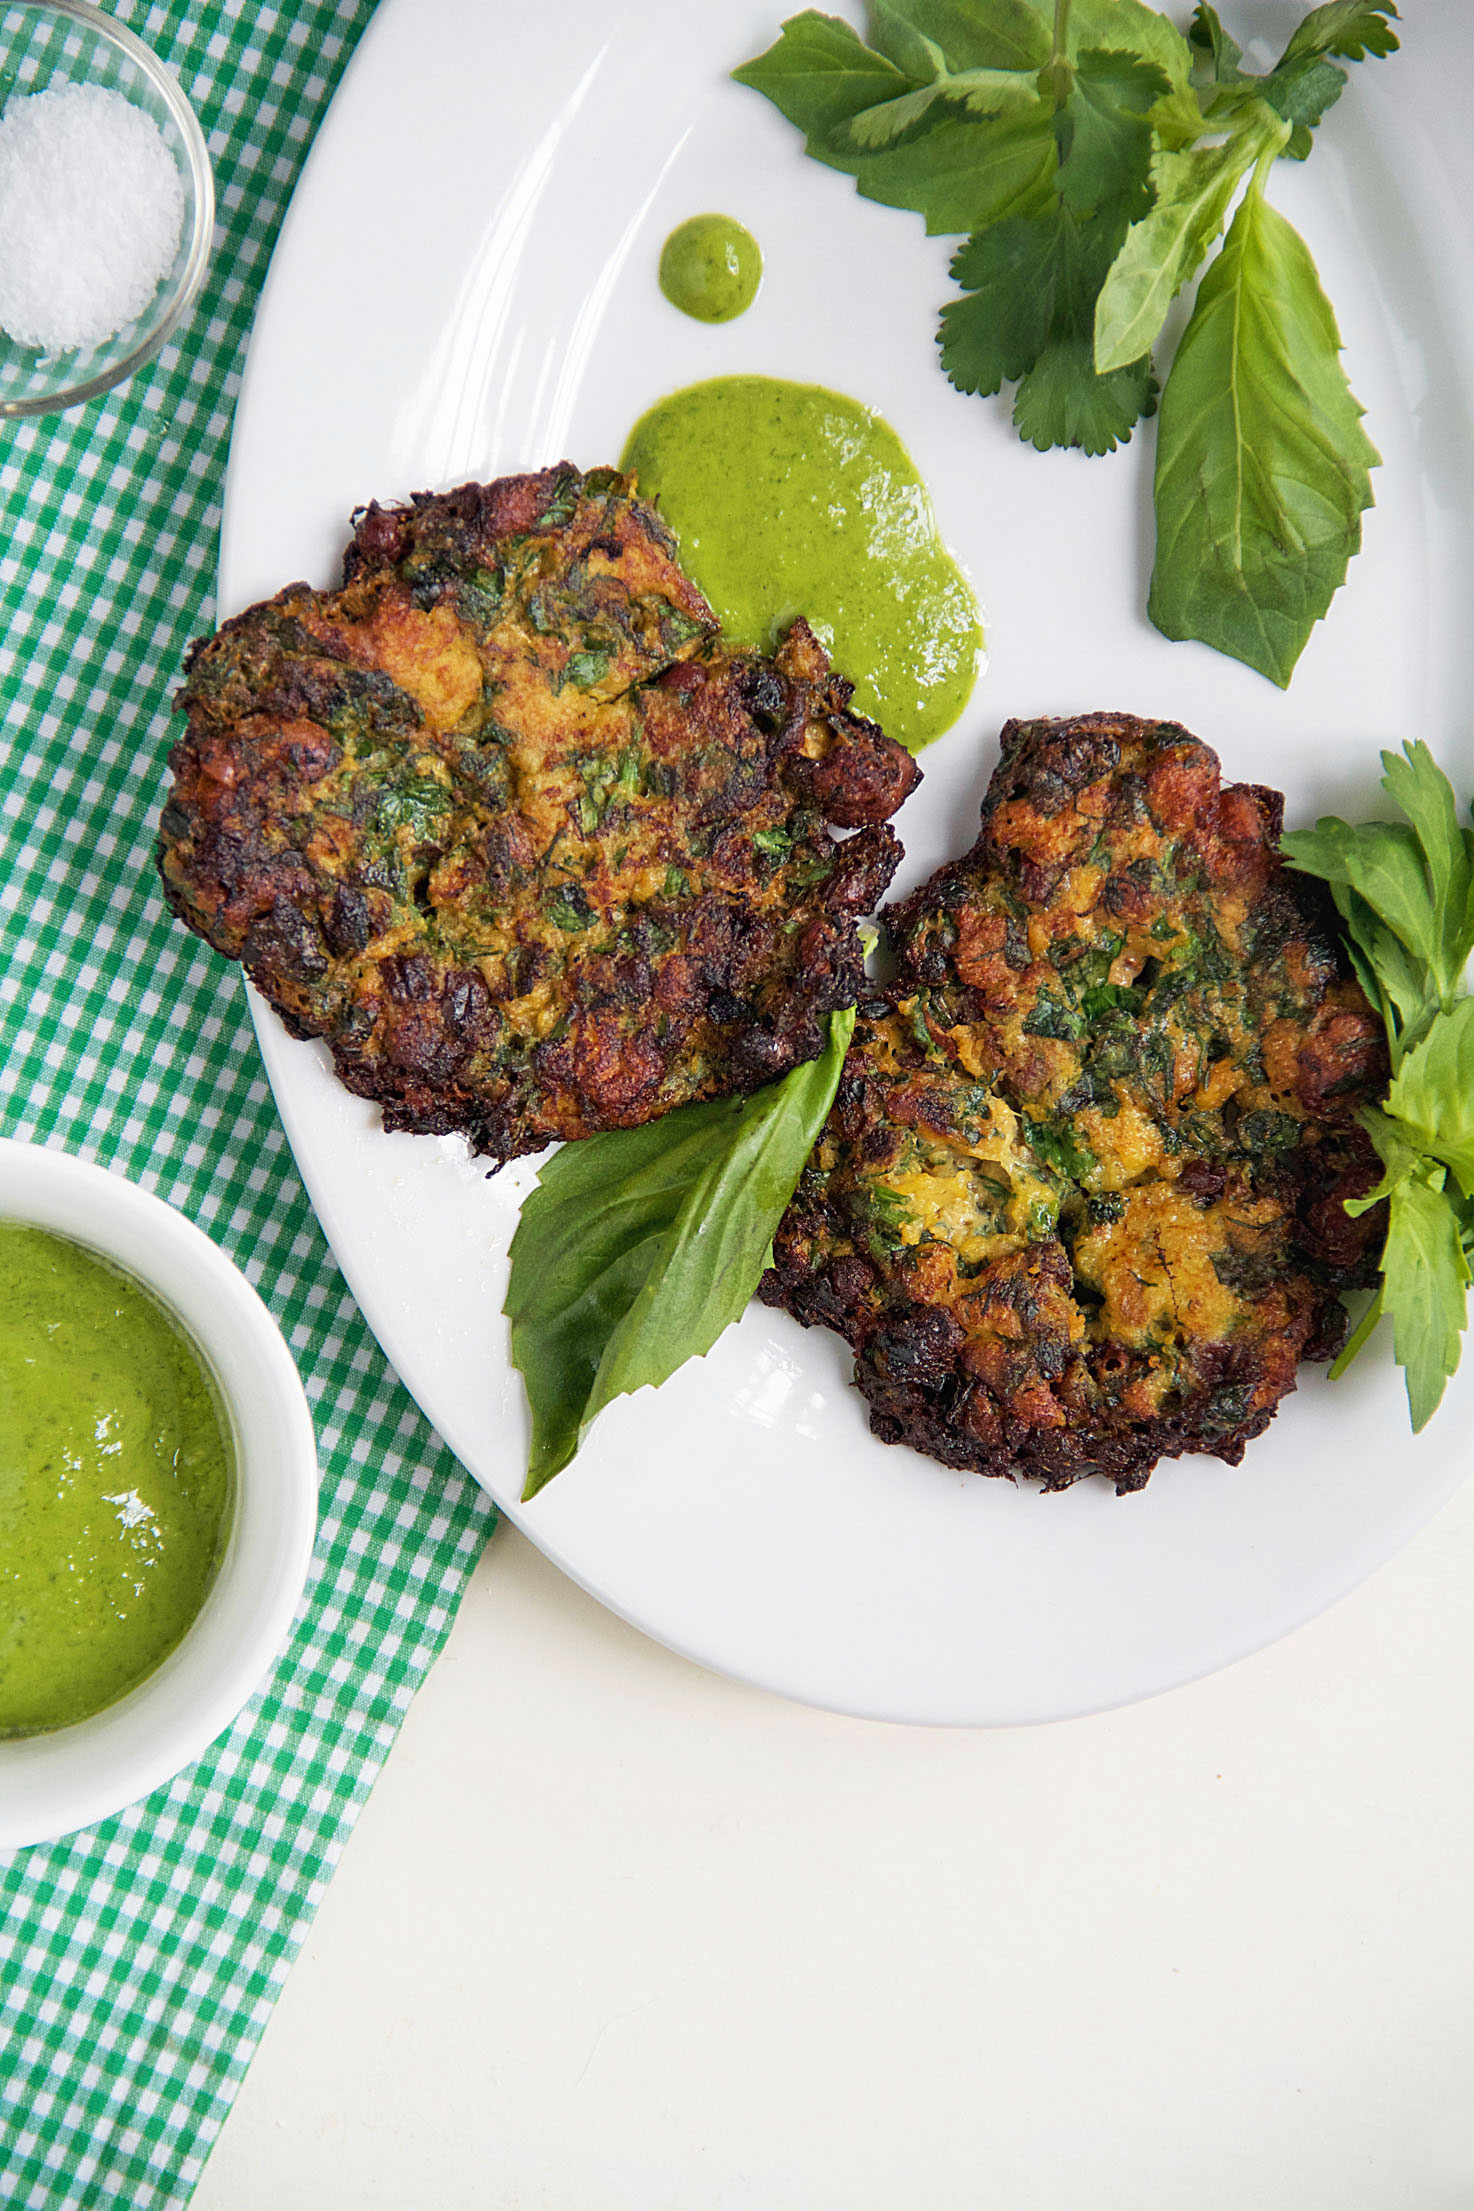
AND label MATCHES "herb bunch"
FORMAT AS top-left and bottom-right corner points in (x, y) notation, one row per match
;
(734, 0), (1399, 687)
(1282, 745), (1474, 1431)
